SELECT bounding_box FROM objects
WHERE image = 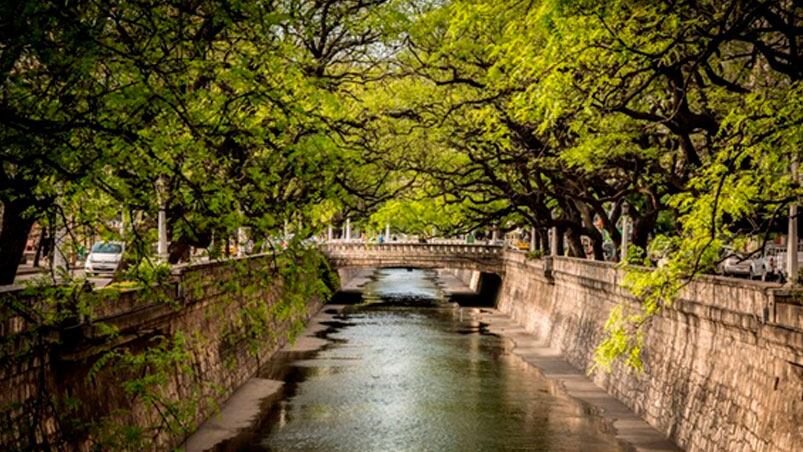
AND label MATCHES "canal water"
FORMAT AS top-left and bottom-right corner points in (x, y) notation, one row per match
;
(244, 268), (624, 451)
